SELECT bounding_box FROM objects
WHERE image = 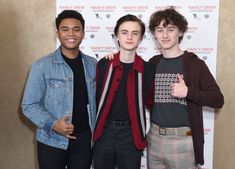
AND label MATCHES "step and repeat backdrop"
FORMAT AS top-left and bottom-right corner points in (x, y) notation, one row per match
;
(56, 1), (219, 169)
